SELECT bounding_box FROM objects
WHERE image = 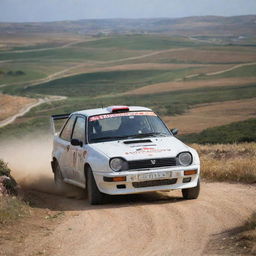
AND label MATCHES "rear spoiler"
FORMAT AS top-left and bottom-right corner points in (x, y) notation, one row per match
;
(51, 113), (70, 135)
